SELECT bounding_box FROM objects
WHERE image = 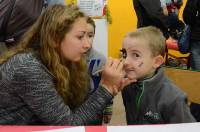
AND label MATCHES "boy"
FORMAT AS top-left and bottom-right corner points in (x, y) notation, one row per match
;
(121, 26), (195, 124)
